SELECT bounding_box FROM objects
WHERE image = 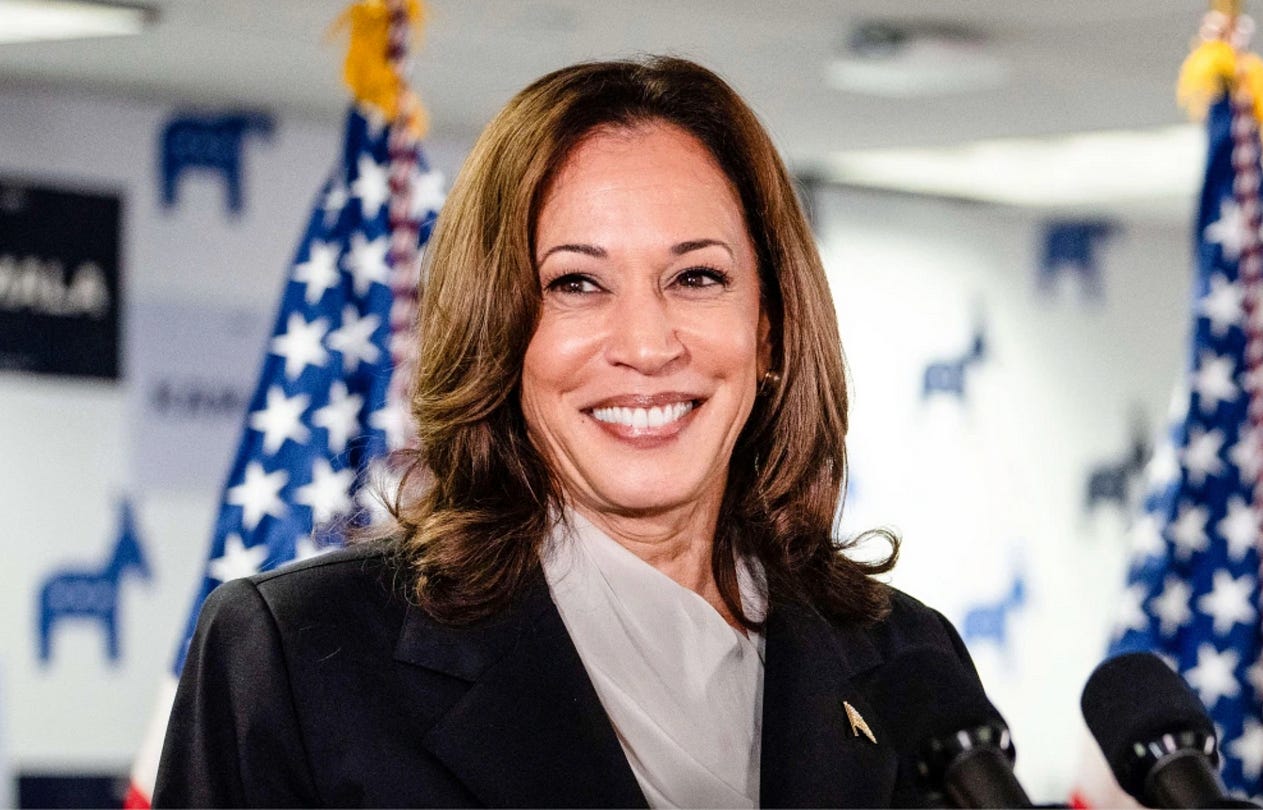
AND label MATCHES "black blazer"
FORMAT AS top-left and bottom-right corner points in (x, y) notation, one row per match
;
(154, 544), (987, 808)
